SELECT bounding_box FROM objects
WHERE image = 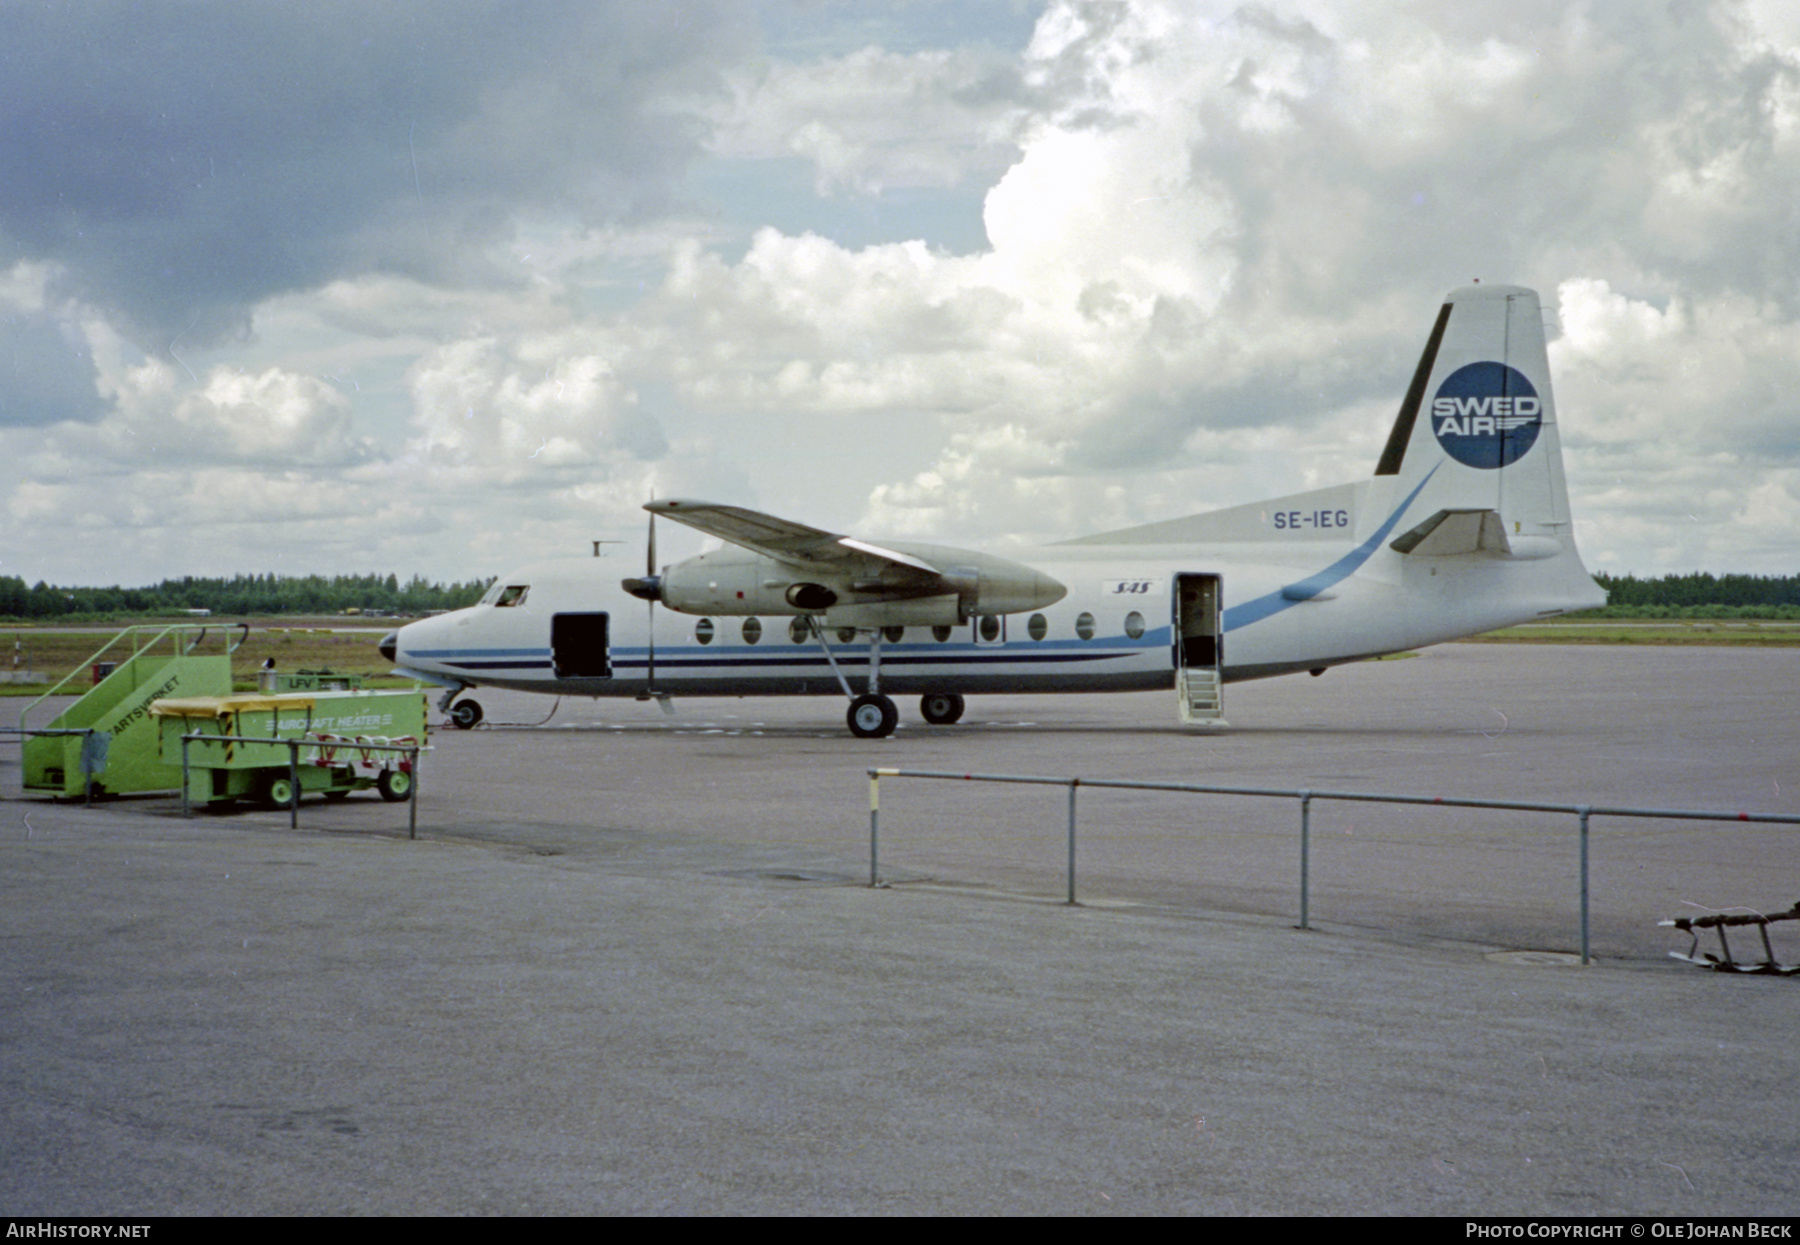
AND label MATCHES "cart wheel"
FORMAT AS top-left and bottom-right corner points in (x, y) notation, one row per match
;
(262, 774), (299, 809)
(377, 769), (413, 802)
